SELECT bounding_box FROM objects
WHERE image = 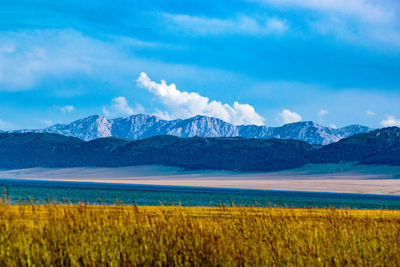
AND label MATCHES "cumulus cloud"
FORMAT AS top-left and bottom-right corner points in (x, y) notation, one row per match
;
(137, 72), (264, 125)
(103, 96), (143, 117)
(277, 109), (302, 124)
(163, 14), (288, 36)
(59, 105), (74, 114)
(381, 115), (400, 127)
